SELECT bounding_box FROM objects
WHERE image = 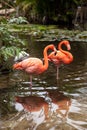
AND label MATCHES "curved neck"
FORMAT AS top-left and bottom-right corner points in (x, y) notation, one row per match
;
(58, 41), (70, 55)
(58, 41), (73, 62)
(43, 45), (54, 71)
